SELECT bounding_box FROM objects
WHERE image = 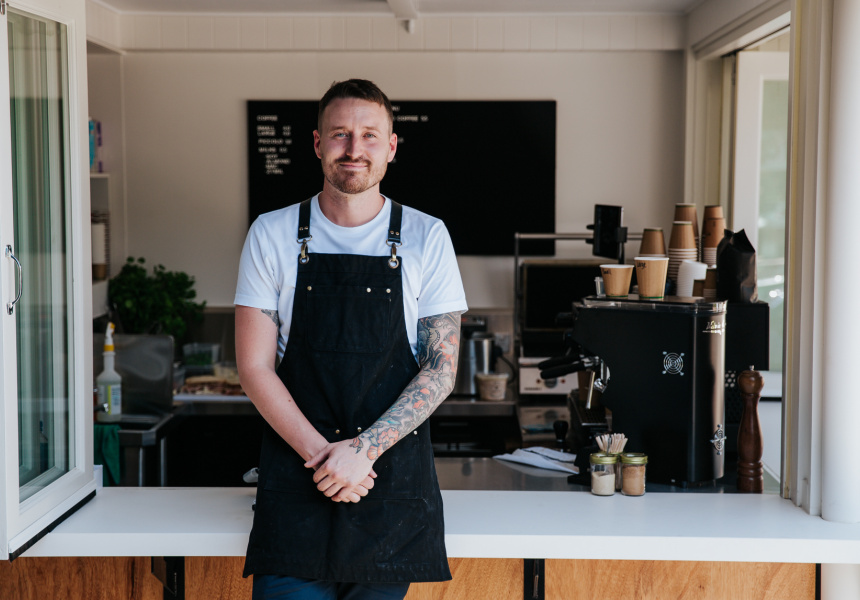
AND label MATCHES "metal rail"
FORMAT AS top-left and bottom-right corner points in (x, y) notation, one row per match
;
(512, 231), (645, 357)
